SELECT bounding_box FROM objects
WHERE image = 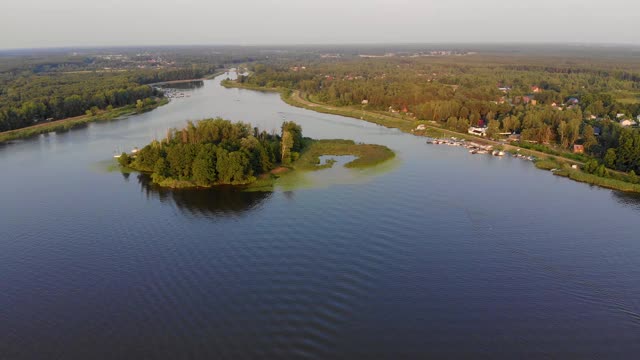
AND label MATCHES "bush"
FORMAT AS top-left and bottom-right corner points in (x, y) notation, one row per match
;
(117, 153), (131, 167)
